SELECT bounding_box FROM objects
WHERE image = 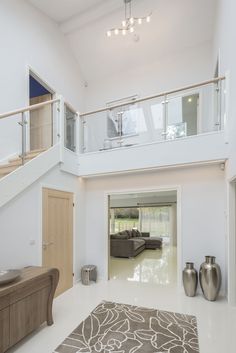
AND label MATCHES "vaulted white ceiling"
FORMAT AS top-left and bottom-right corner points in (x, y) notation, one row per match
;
(28, 0), (108, 23)
(28, 0), (217, 83)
